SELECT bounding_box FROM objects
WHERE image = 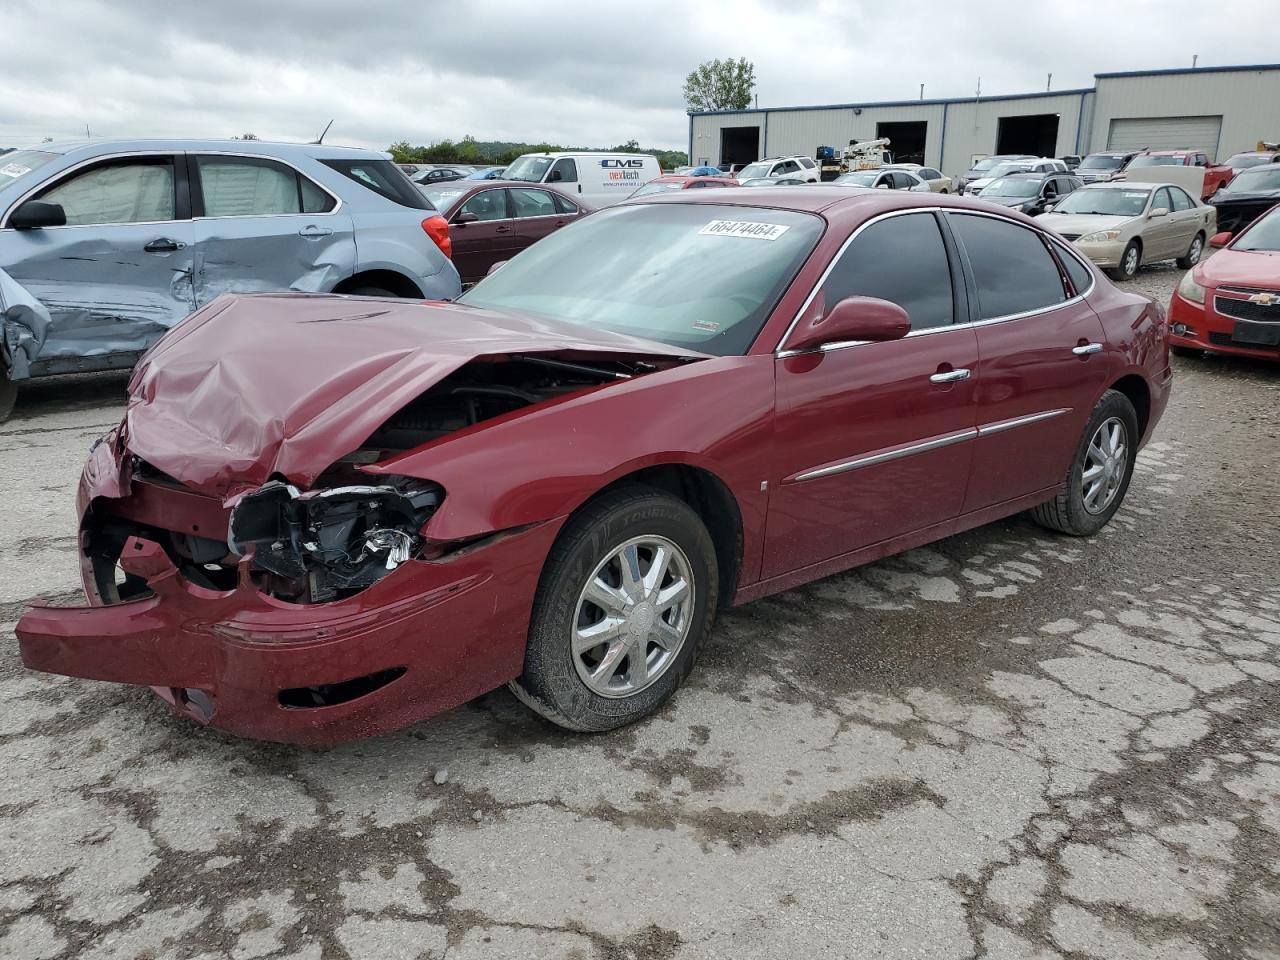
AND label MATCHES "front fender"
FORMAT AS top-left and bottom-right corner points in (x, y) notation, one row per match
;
(0, 266), (52, 379)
